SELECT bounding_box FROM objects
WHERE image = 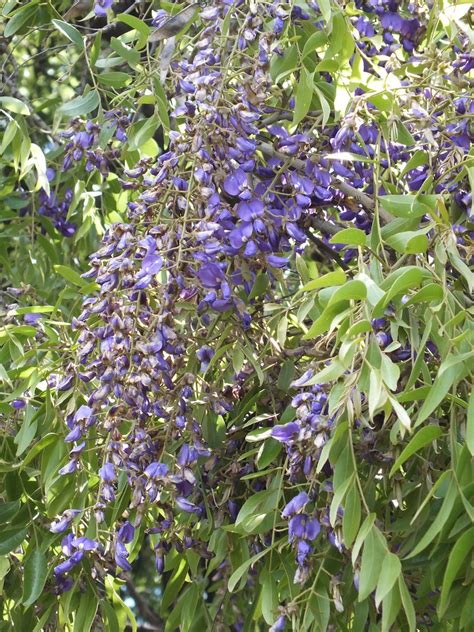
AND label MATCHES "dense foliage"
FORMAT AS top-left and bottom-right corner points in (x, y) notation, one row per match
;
(0, 0), (473, 630)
